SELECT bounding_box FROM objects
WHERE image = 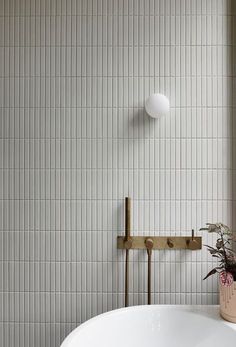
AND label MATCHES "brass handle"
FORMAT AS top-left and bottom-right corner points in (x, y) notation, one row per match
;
(167, 238), (174, 248)
(124, 238), (133, 249)
(186, 229), (199, 250)
(145, 238), (154, 250)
